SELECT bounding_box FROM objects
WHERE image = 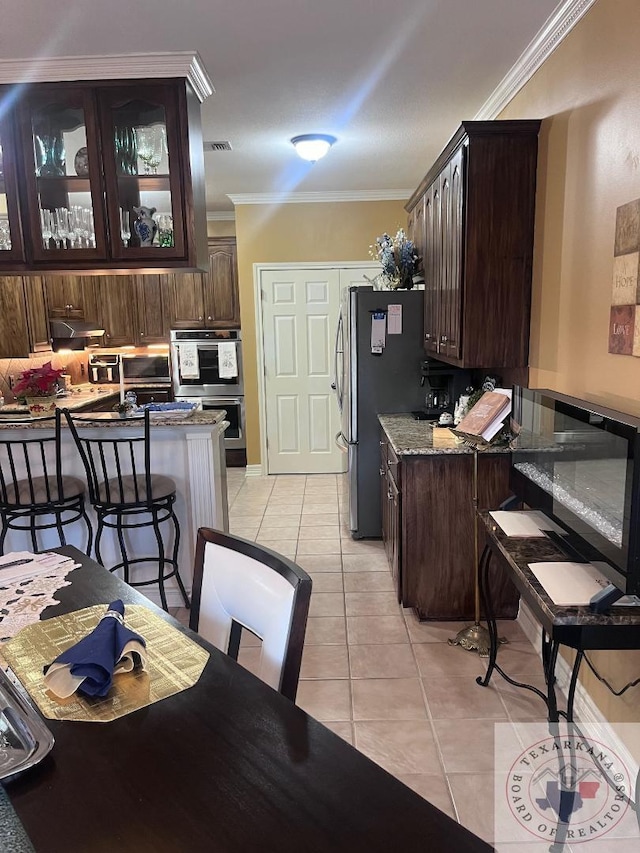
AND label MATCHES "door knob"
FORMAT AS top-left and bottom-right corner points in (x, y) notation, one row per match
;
(330, 382), (336, 390)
